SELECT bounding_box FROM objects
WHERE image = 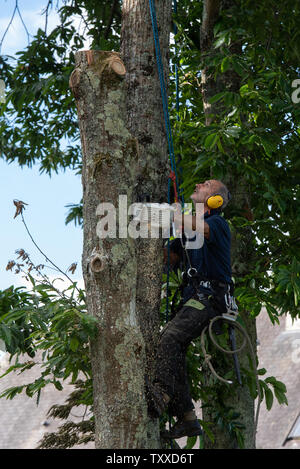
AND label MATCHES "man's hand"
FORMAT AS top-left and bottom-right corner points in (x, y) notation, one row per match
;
(173, 202), (183, 232)
(172, 202), (209, 239)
